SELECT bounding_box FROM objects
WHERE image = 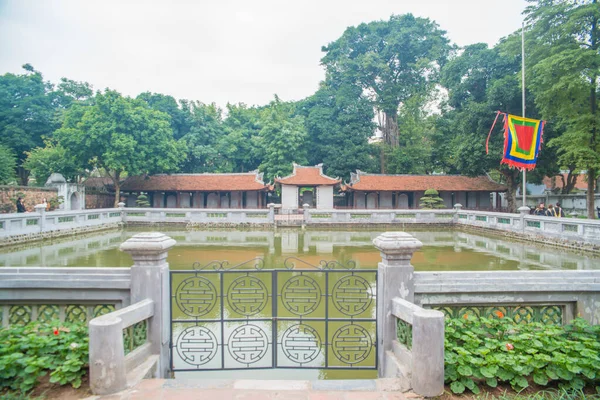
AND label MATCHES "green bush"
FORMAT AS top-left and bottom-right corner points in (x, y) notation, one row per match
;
(135, 192), (151, 208)
(0, 321), (89, 393)
(419, 188), (445, 209)
(445, 316), (600, 395)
